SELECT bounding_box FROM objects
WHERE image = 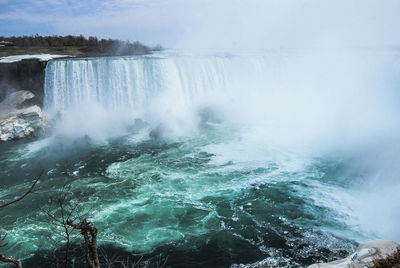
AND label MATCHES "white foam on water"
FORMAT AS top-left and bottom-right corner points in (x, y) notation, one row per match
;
(40, 50), (400, 244)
